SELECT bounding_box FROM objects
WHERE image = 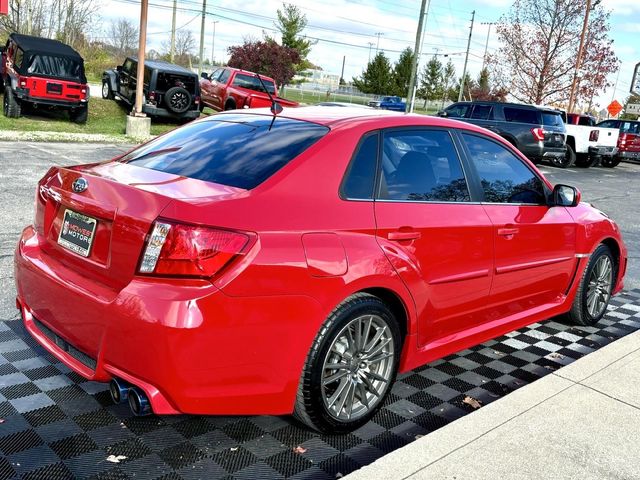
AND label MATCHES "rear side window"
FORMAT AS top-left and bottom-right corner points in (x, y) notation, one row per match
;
(542, 112), (563, 127)
(504, 107), (538, 124)
(578, 116), (595, 126)
(620, 122), (640, 134)
(341, 133), (378, 200)
(14, 48), (24, 68)
(121, 115), (329, 190)
(470, 105), (492, 120)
